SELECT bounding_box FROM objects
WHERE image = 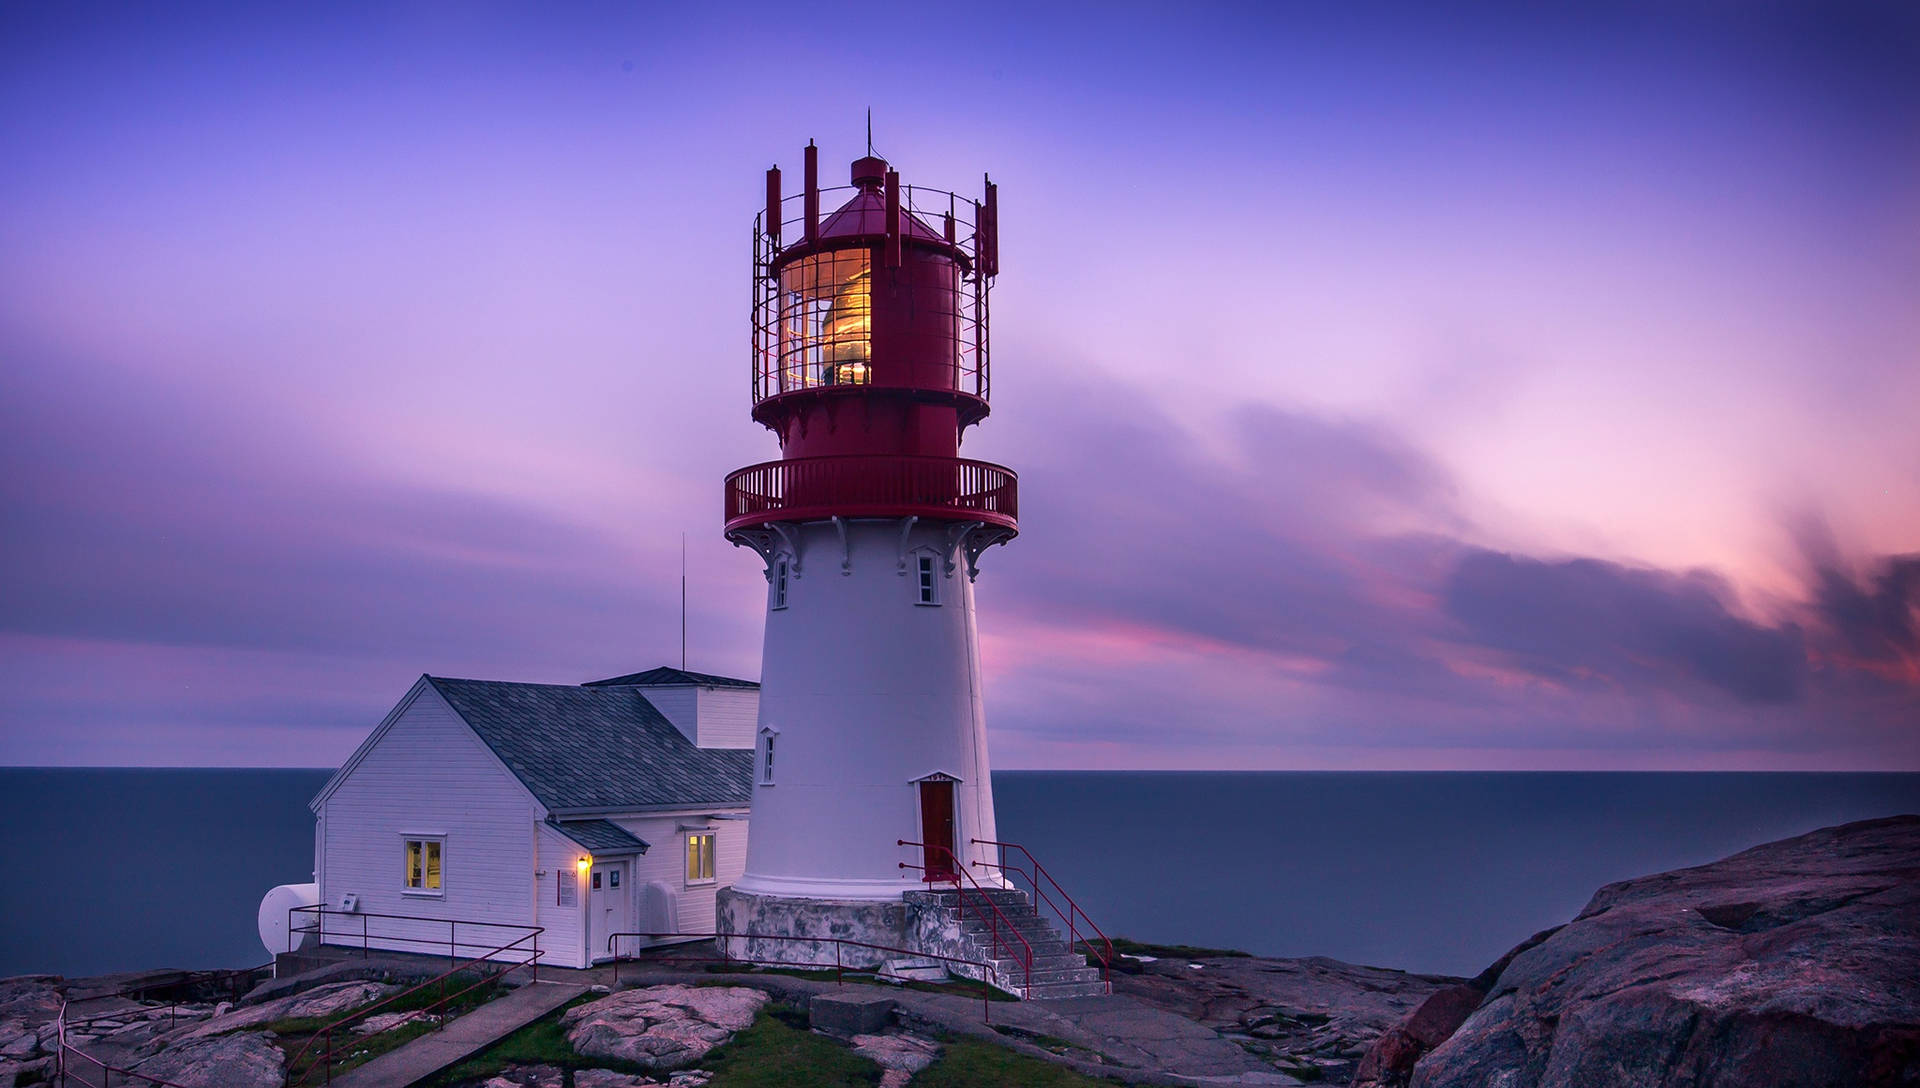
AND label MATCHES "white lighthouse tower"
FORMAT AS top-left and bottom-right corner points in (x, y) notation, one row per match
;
(717, 144), (1024, 944)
